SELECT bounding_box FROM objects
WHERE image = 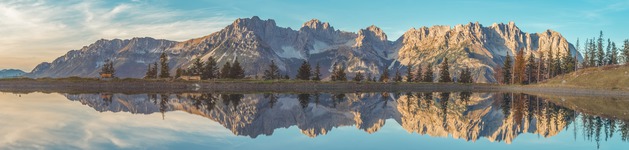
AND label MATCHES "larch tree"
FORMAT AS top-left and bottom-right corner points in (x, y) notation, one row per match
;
(514, 49), (525, 84)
